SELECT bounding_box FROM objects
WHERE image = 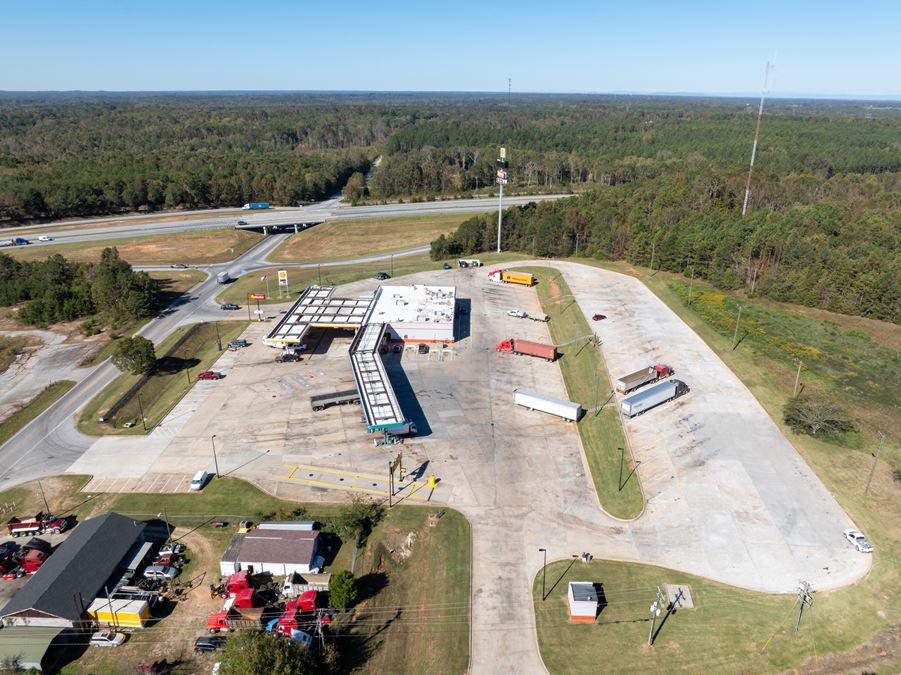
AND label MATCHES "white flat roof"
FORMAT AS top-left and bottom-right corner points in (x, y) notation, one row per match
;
(368, 285), (456, 326)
